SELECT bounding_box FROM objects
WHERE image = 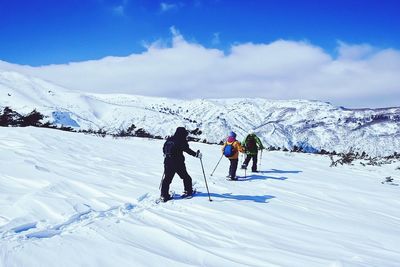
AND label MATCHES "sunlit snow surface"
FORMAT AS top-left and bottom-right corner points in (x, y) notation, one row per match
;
(1, 127), (399, 267)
